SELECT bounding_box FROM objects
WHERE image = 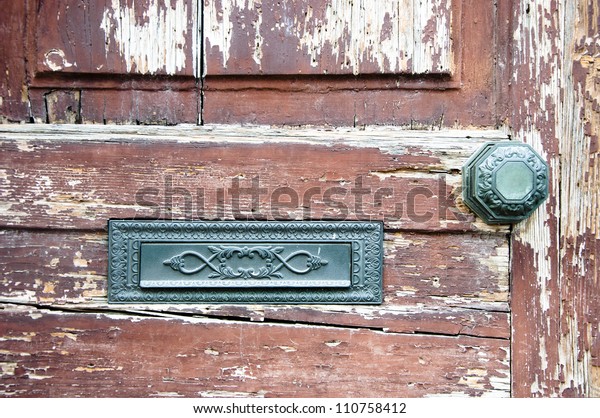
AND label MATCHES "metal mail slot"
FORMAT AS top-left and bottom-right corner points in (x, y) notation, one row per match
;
(140, 242), (351, 288)
(108, 220), (383, 304)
